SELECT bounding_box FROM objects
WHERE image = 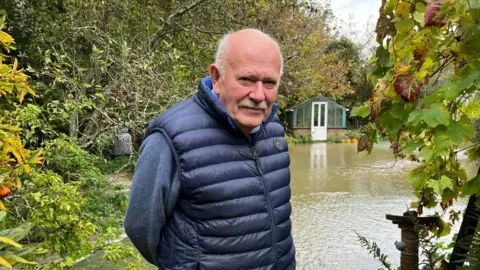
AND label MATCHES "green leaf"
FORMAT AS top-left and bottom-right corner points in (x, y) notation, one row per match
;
(351, 105), (370, 118)
(448, 116), (474, 143)
(444, 68), (480, 100)
(443, 83), (464, 101)
(464, 100), (480, 119)
(386, 0), (398, 14)
(407, 110), (423, 125)
(438, 219), (452, 237)
(419, 148), (435, 162)
(463, 174), (480, 195)
(389, 102), (411, 121)
(411, 172), (429, 190)
(466, 145), (480, 162)
(1, 254), (36, 265)
(0, 223), (33, 243)
(376, 46), (392, 67)
(413, 11), (425, 27)
(380, 112), (404, 136)
(434, 138), (453, 157)
(422, 90), (445, 105)
(402, 140), (423, 154)
(410, 201), (419, 209)
(395, 18), (414, 32)
(416, 2), (426, 13)
(25, 149), (42, 164)
(434, 125), (448, 138)
(422, 104), (451, 127)
(470, 0), (480, 9)
(427, 176), (453, 195)
(417, 58), (433, 80)
(0, 212), (6, 222)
